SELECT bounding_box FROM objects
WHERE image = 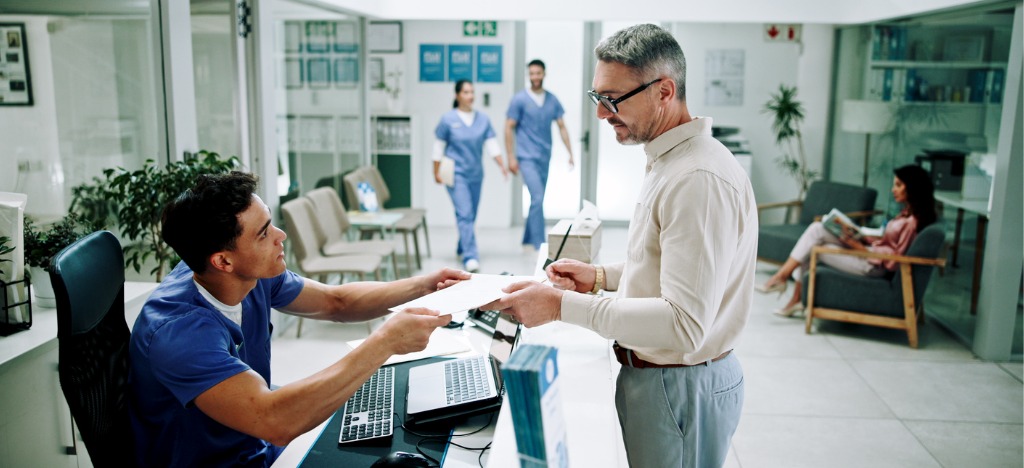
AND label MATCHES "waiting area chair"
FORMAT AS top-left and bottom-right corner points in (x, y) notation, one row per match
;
(50, 230), (136, 467)
(758, 180), (878, 264)
(280, 198), (386, 337)
(305, 187), (401, 279)
(802, 222), (947, 348)
(343, 166), (430, 272)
